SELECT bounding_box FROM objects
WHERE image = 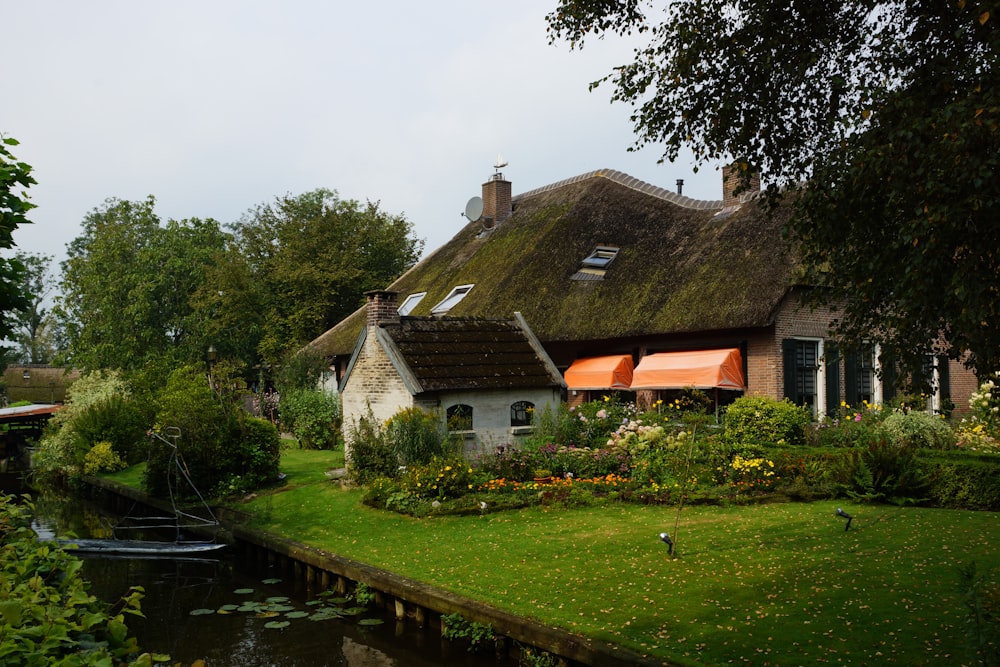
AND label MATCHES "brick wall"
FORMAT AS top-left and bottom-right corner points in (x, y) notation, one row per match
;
(341, 328), (413, 458)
